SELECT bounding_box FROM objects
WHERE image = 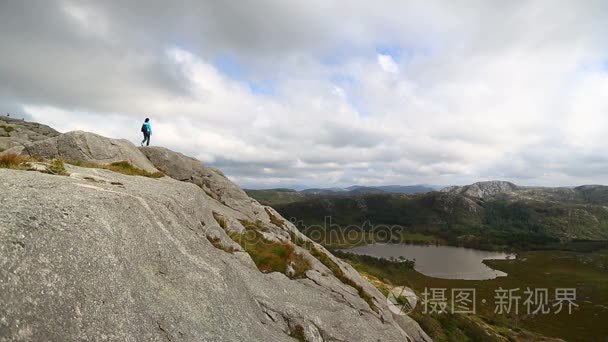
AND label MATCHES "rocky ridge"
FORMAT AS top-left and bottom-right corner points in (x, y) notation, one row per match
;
(440, 180), (518, 199)
(0, 117), (430, 341)
(0, 116), (60, 151)
(441, 180), (608, 207)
